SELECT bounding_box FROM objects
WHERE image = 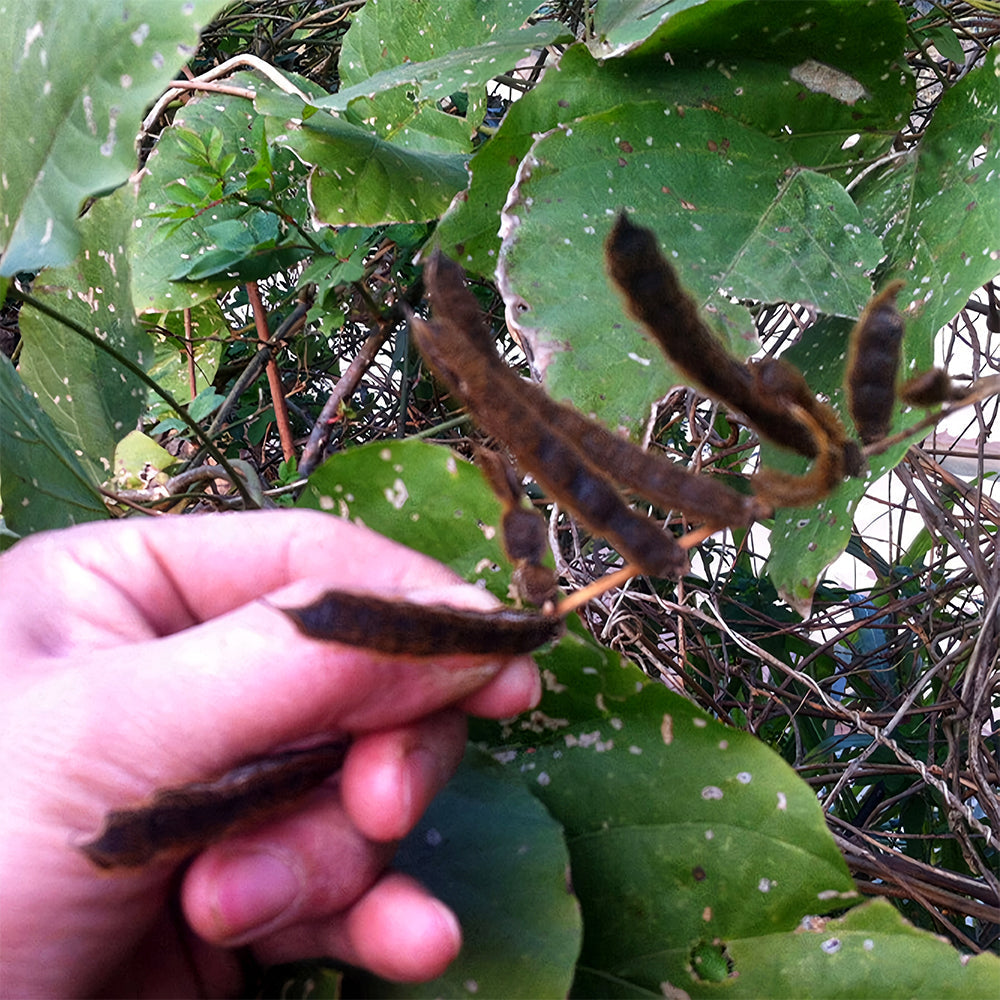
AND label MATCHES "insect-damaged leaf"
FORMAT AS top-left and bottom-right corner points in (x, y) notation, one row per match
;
(296, 440), (512, 599)
(0, 355), (108, 542)
(0, 0), (229, 275)
(492, 679), (857, 995)
(17, 187), (152, 489)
